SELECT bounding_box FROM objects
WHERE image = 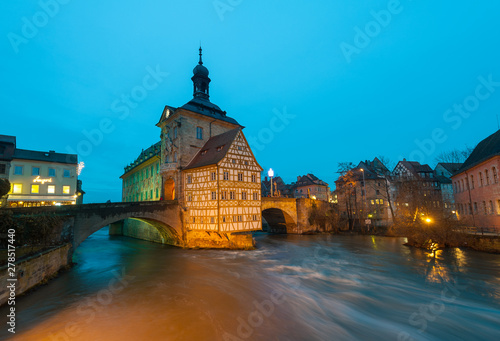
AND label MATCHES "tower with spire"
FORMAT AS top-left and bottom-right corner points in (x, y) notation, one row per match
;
(192, 47), (211, 100)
